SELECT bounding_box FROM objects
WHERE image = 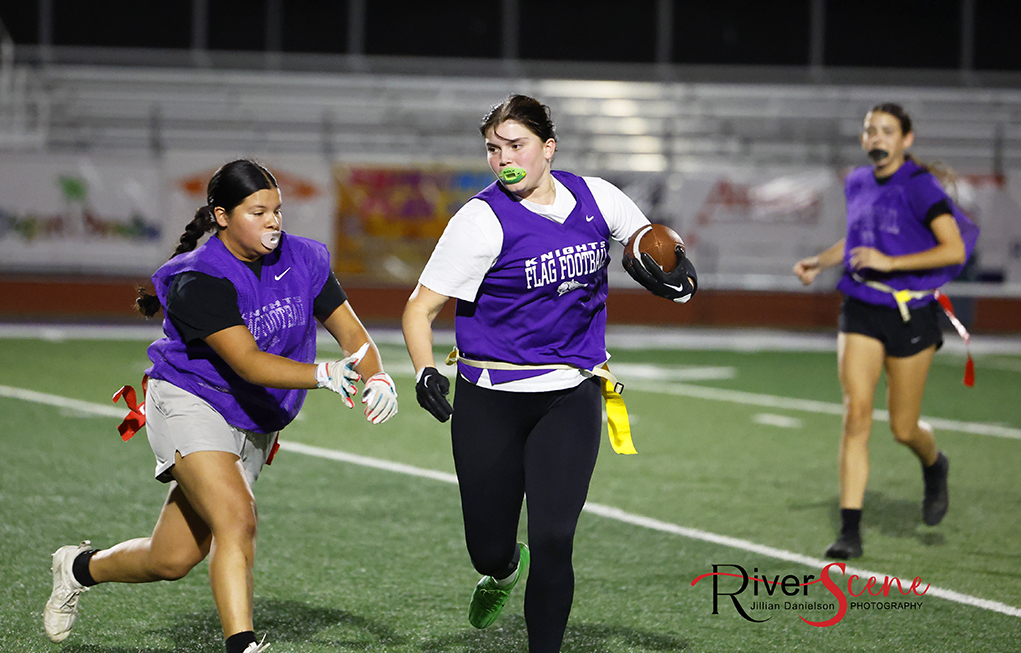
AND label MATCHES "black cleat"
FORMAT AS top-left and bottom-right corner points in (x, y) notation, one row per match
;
(825, 533), (863, 560)
(922, 452), (949, 526)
